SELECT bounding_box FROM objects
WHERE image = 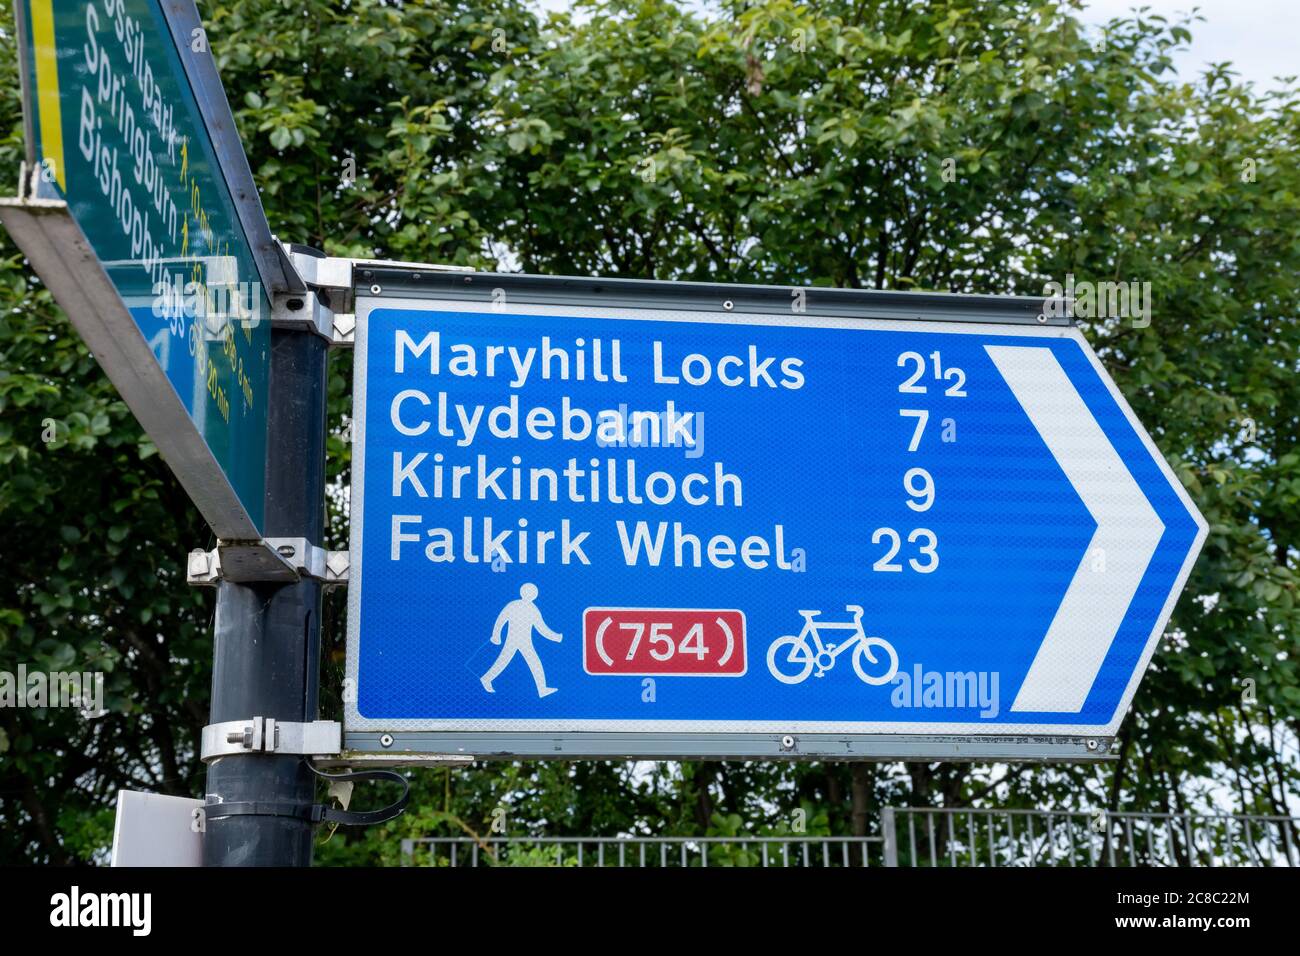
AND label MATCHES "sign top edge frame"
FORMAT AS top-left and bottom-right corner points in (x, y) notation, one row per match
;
(354, 267), (1069, 327)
